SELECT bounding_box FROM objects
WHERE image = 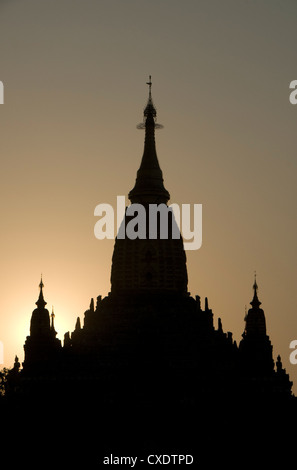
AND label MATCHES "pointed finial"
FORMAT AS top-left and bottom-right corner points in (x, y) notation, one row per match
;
(51, 306), (55, 328)
(50, 306), (58, 337)
(146, 75), (152, 94)
(136, 76), (163, 128)
(144, 75), (156, 119)
(276, 355), (283, 373)
(146, 75), (152, 87)
(218, 317), (223, 333)
(250, 272), (261, 308)
(36, 275), (47, 308)
(129, 77), (169, 204)
(75, 317), (81, 331)
(253, 270), (258, 290)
